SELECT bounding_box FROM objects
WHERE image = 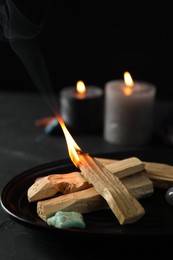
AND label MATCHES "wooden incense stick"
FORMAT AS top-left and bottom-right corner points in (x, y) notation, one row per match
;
(28, 171), (92, 202)
(77, 152), (145, 225)
(37, 187), (108, 221)
(144, 161), (173, 188)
